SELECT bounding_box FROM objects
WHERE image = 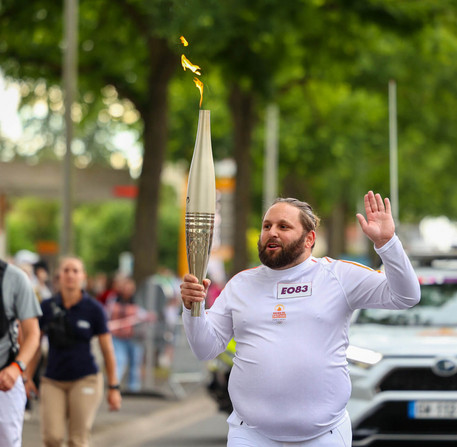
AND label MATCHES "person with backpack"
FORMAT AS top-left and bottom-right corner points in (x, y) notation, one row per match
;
(0, 258), (41, 447)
